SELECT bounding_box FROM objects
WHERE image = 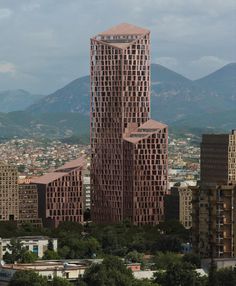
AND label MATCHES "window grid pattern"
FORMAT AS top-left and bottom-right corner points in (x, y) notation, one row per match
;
(90, 30), (151, 224)
(0, 163), (19, 221)
(123, 127), (168, 225)
(45, 168), (84, 227)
